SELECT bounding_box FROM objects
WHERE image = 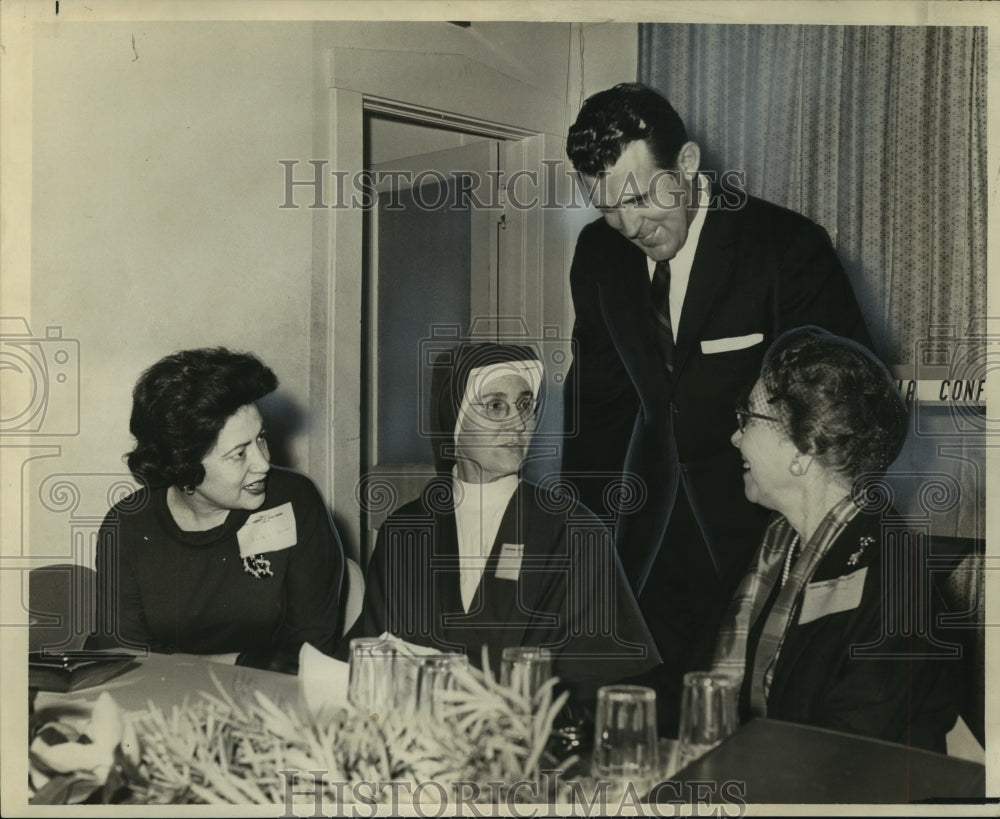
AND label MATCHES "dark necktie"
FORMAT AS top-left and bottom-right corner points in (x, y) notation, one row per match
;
(650, 260), (674, 372)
